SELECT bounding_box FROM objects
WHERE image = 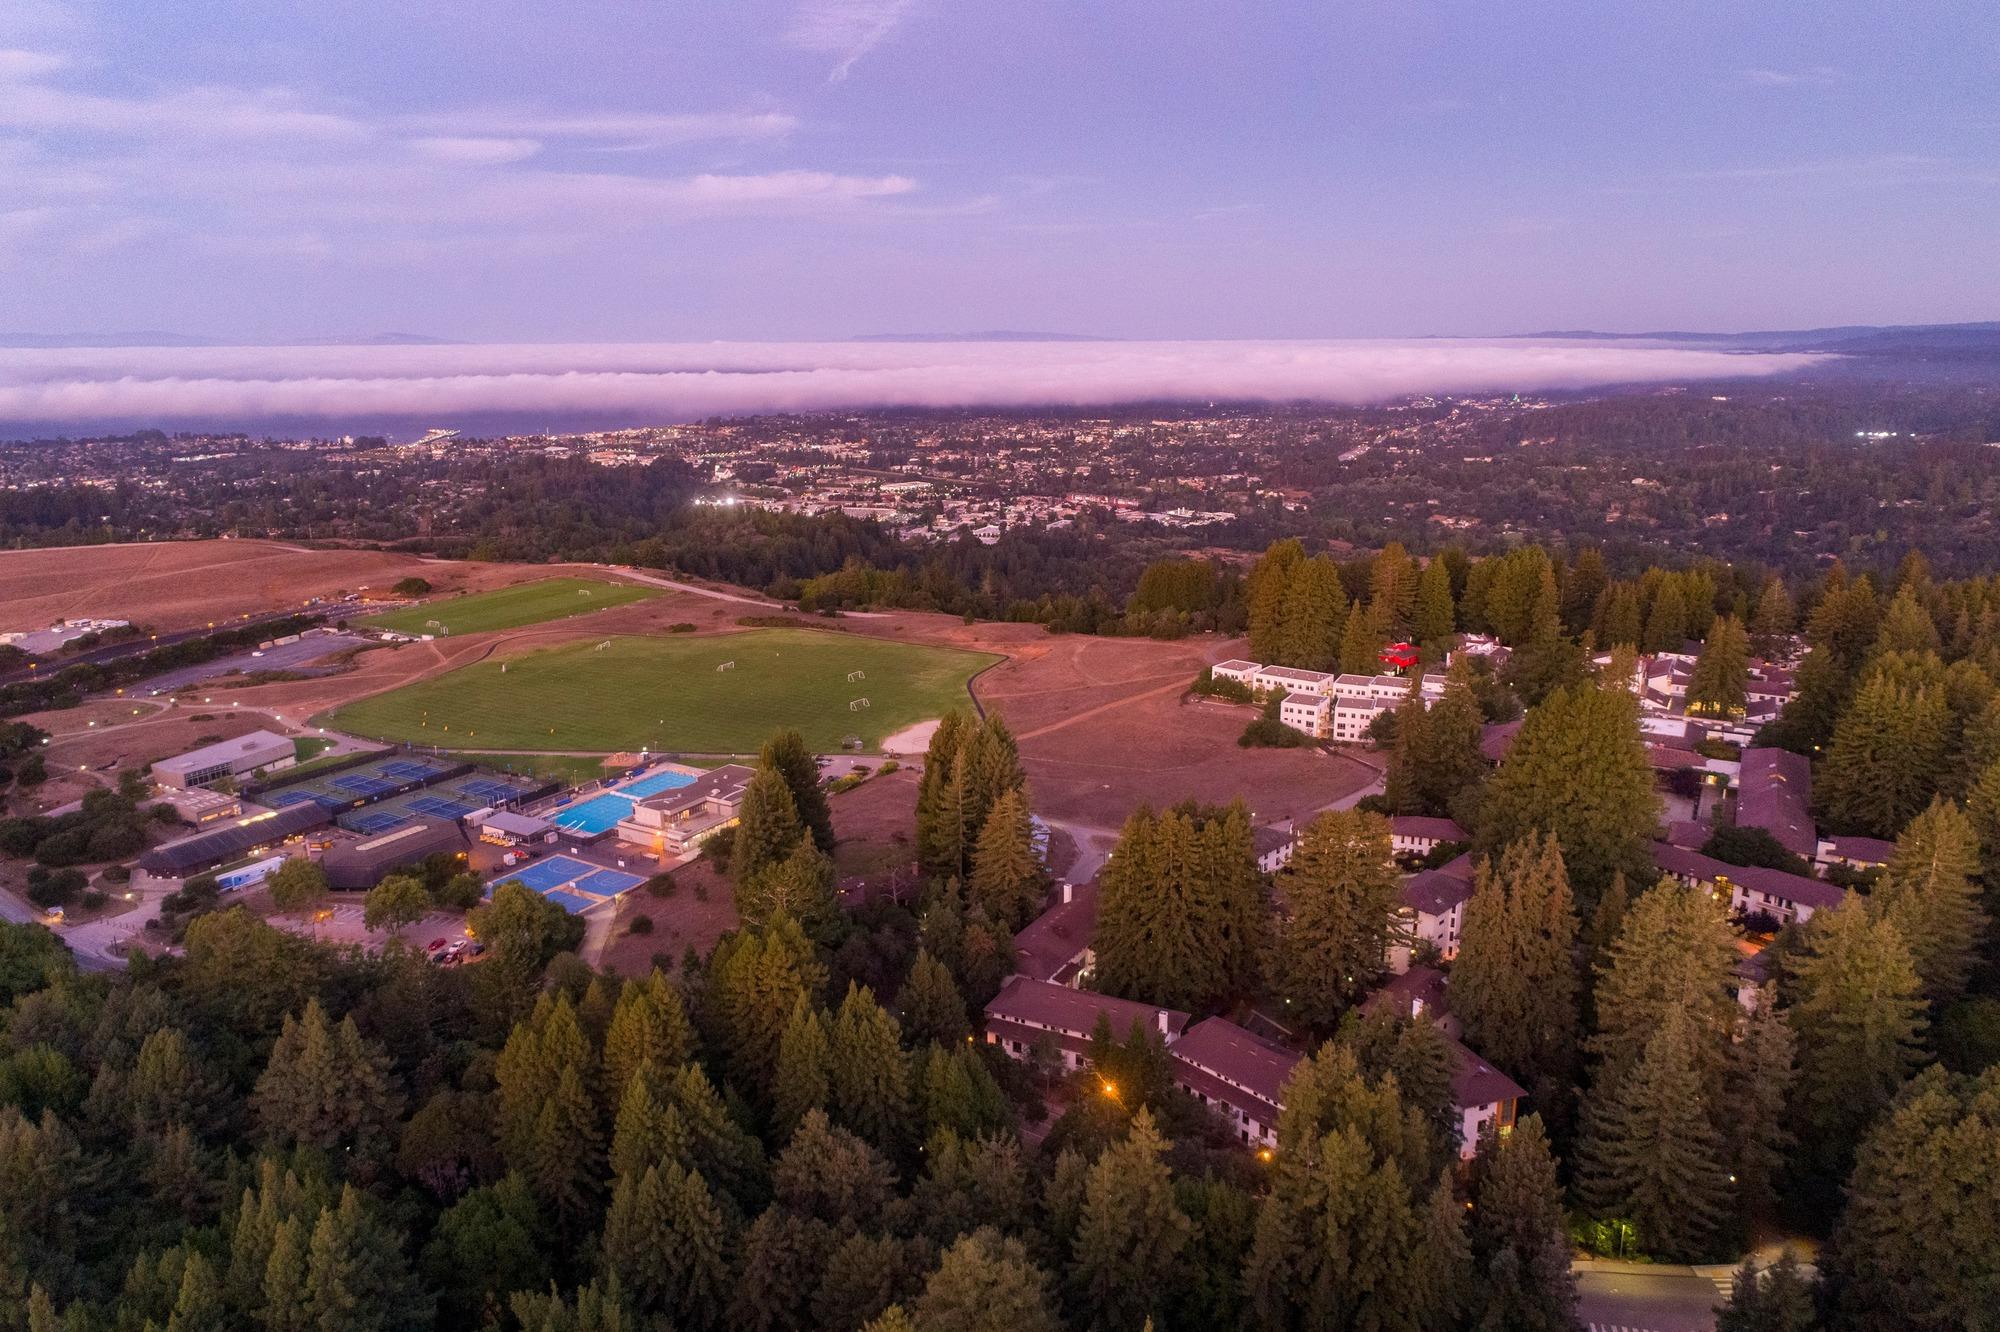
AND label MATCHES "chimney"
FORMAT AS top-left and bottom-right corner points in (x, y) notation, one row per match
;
(1156, 1009), (1170, 1036)
(1061, 882), (1074, 904)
